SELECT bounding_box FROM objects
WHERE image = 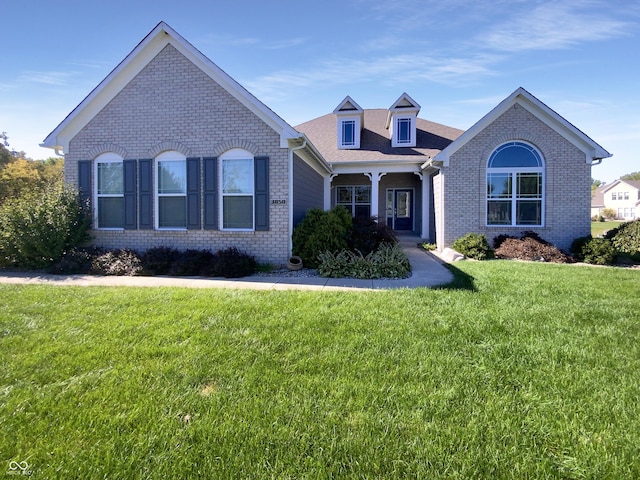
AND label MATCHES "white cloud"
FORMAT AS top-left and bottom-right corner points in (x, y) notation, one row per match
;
(18, 71), (78, 86)
(245, 53), (500, 102)
(481, 1), (634, 52)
